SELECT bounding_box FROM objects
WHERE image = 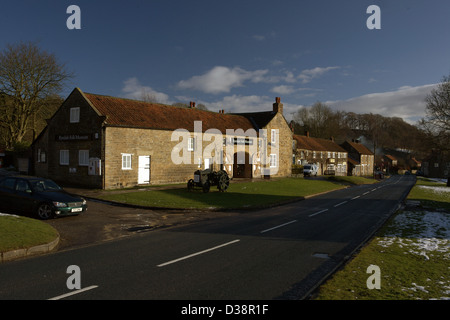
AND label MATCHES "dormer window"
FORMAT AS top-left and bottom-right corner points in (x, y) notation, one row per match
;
(70, 107), (80, 123)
